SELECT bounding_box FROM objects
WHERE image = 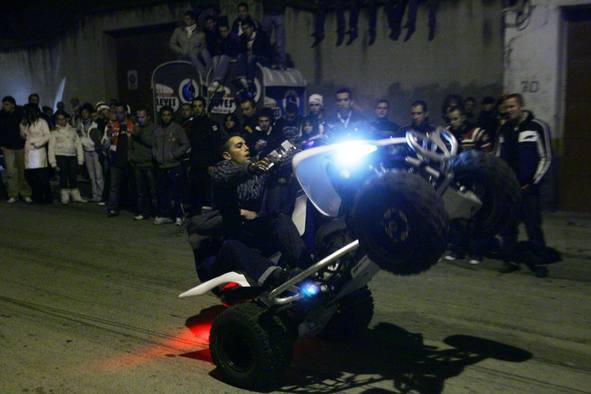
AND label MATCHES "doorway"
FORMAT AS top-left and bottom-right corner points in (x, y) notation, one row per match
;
(561, 7), (591, 212)
(108, 22), (177, 118)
